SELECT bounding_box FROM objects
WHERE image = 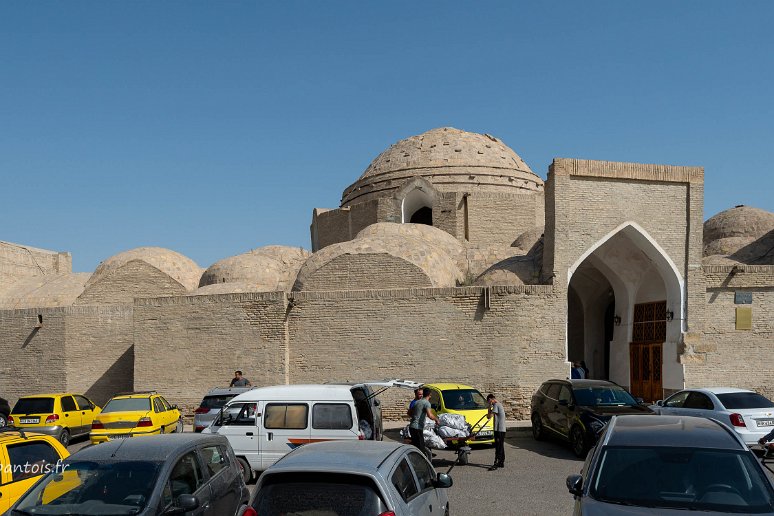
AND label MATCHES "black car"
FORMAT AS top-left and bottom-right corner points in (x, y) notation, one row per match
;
(567, 414), (774, 514)
(9, 433), (250, 516)
(531, 379), (654, 457)
(0, 397), (9, 427)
